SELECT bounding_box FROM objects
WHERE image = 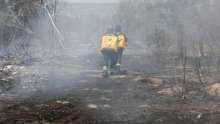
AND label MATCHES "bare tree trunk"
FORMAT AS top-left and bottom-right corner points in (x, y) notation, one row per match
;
(43, 1), (64, 49)
(199, 40), (204, 57)
(177, 27), (184, 68)
(172, 57), (178, 86)
(192, 49), (202, 84)
(182, 46), (187, 99)
(217, 58), (220, 72)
